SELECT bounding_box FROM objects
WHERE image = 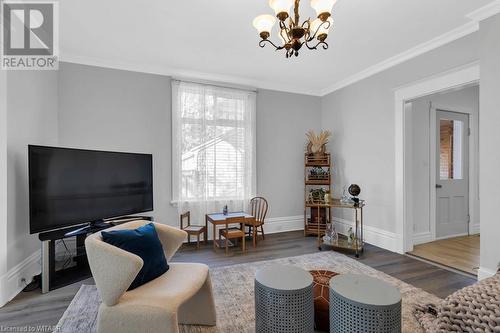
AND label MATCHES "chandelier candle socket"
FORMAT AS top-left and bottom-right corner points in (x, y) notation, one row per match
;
(253, 0), (337, 58)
